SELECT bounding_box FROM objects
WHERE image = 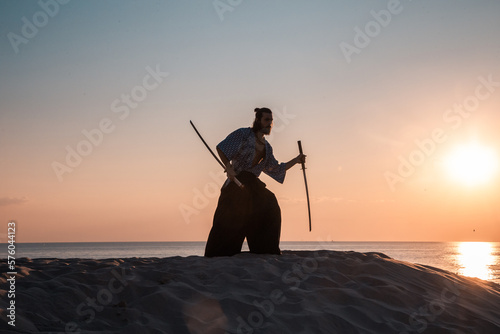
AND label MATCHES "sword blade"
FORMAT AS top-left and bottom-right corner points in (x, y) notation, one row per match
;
(190, 120), (243, 188)
(298, 140), (312, 231)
